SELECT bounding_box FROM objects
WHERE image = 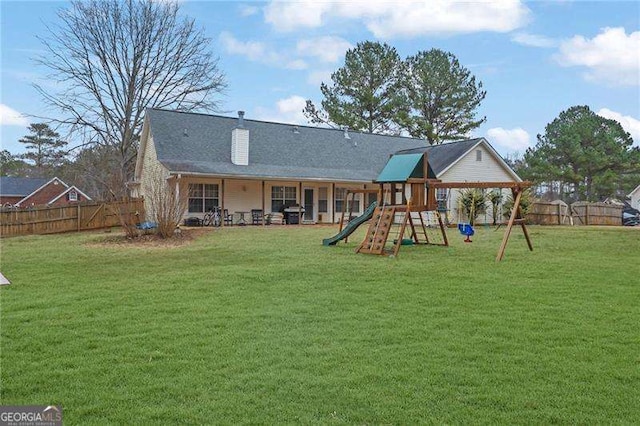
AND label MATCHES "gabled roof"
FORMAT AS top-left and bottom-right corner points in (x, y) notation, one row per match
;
(143, 109), (427, 182)
(47, 185), (92, 204)
(0, 177), (49, 196)
(629, 184), (640, 197)
(16, 177), (69, 206)
(394, 138), (485, 176)
(394, 138), (521, 181)
(141, 109), (519, 183)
